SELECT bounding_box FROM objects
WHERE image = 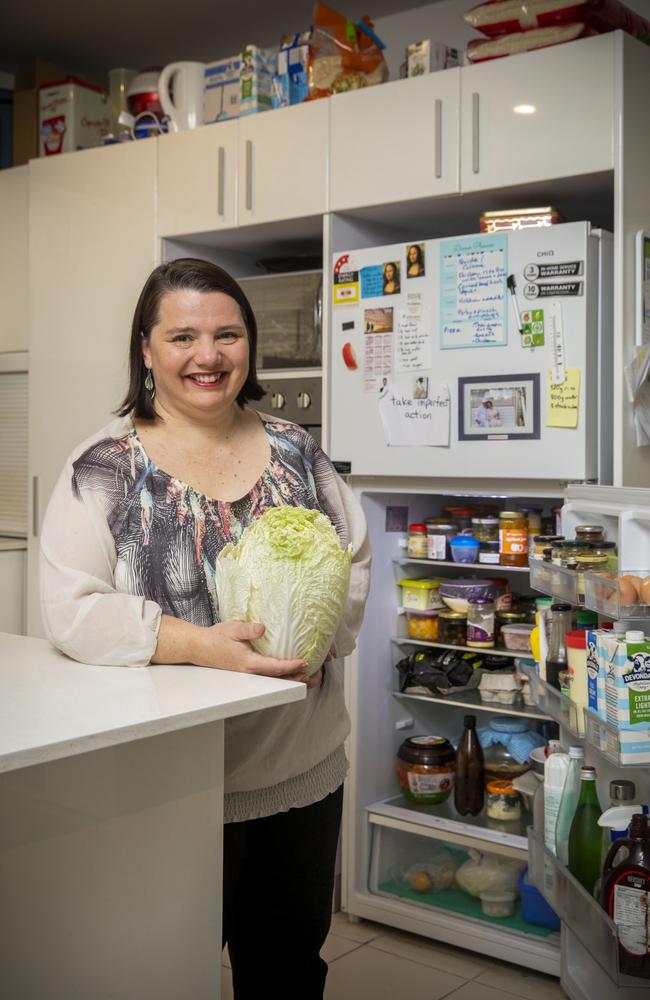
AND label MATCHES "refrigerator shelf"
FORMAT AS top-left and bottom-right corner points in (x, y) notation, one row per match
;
(367, 794), (531, 857)
(527, 828), (650, 990)
(393, 689), (551, 722)
(529, 559), (581, 605)
(395, 558), (530, 574)
(391, 636), (525, 659)
(583, 707), (650, 768)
